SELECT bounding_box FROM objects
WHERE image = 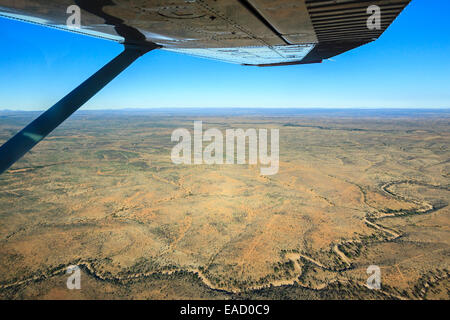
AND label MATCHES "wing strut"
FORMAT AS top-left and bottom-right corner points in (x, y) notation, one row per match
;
(0, 44), (156, 175)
